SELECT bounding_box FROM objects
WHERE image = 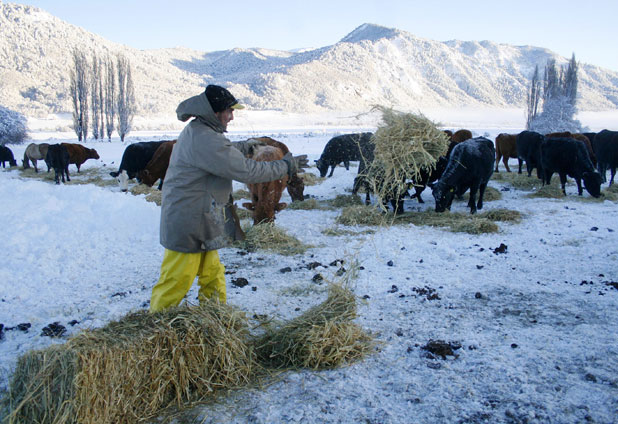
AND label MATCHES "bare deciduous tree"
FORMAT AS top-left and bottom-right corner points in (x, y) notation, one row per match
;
(525, 65), (541, 130)
(104, 56), (116, 141)
(116, 55), (136, 142)
(70, 49), (89, 141)
(90, 53), (101, 140)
